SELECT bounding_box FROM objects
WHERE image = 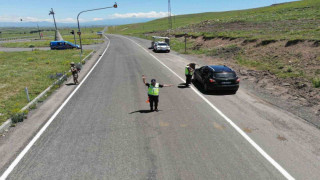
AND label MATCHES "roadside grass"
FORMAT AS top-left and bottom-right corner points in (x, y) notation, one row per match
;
(313, 77), (320, 88)
(0, 49), (91, 125)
